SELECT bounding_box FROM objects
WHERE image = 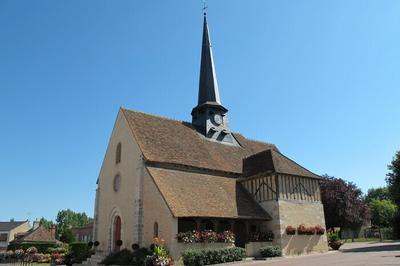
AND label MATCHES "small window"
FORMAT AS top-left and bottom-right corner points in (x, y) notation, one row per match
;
(113, 174), (121, 192)
(116, 142), (122, 164)
(153, 222), (159, 238)
(0, 233), (7, 241)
